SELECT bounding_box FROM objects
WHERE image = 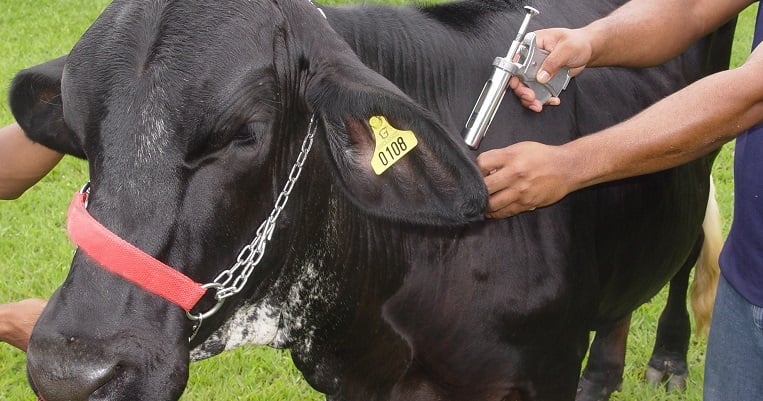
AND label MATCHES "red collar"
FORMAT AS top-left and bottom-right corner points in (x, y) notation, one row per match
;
(66, 190), (207, 312)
